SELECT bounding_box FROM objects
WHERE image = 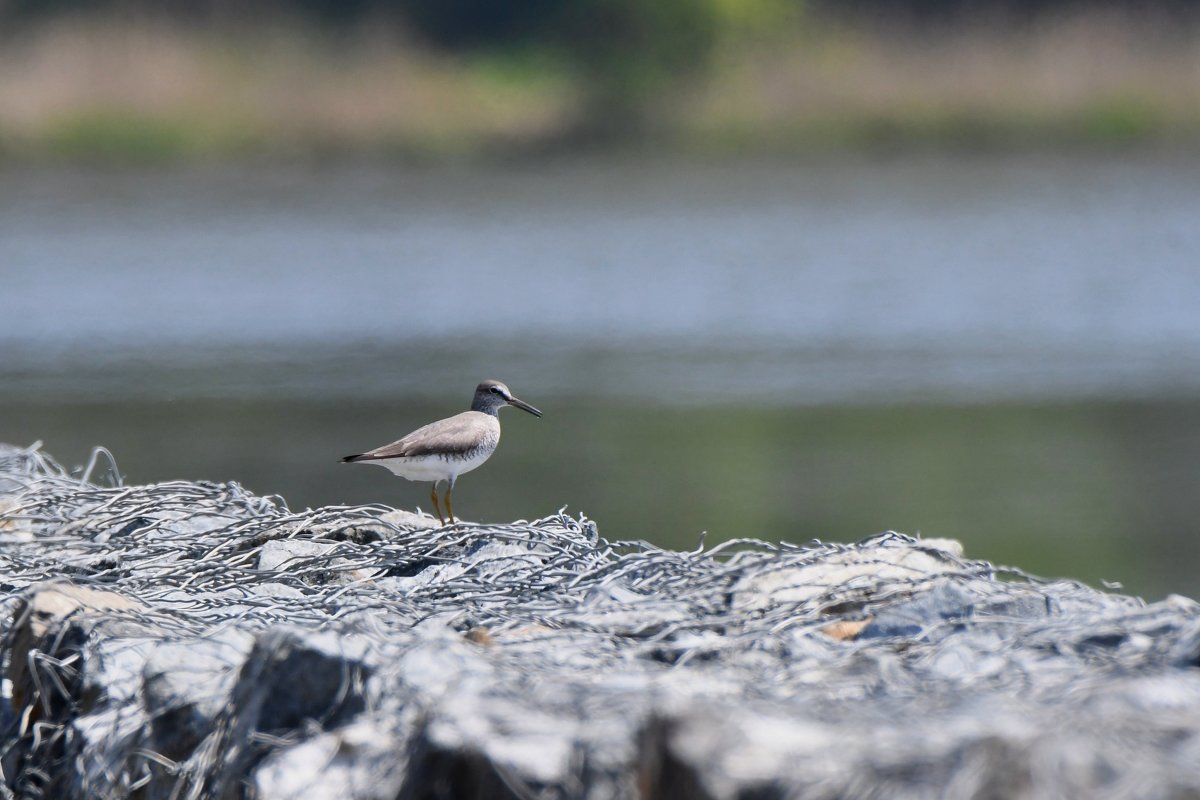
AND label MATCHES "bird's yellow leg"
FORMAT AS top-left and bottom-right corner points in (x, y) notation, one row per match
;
(430, 483), (446, 526)
(445, 483), (456, 525)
